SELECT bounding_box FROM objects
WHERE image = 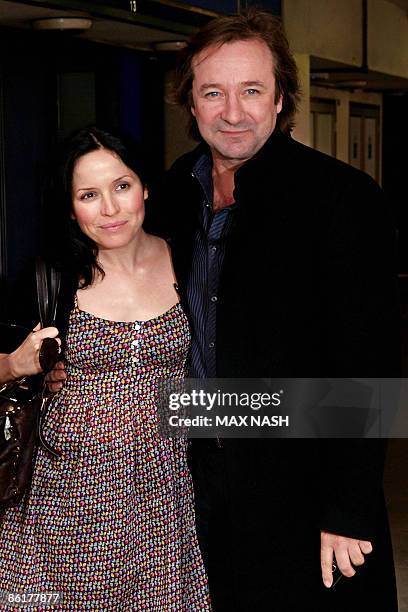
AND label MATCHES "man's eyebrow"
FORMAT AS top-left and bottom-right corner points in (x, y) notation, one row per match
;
(241, 80), (266, 87)
(198, 83), (222, 93)
(198, 80), (266, 93)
